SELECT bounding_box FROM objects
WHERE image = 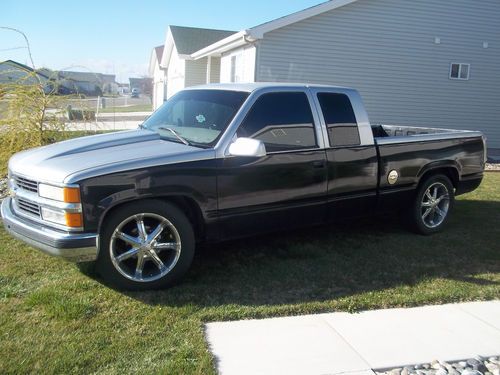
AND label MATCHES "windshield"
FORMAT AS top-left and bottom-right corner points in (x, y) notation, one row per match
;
(142, 89), (249, 147)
